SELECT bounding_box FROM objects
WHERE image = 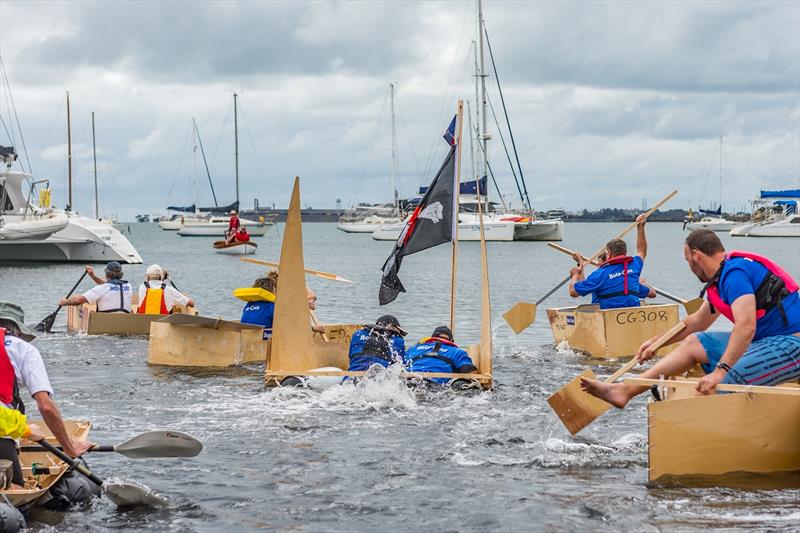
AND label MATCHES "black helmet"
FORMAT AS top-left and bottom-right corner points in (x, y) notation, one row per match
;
(376, 315), (406, 336)
(431, 325), (453, 342)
